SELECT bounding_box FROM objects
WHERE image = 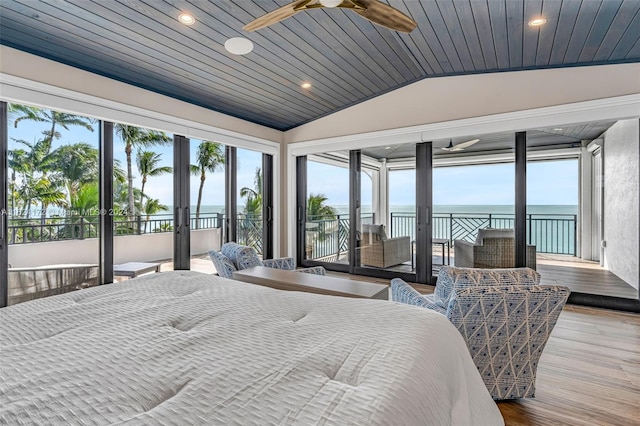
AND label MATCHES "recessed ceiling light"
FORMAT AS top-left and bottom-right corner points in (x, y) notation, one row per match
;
(178, 13), (195, 25)
(554, 128), (563, 131)
(528, 18), (547, 26)
(320, 0), (343, 7)
(224, 37), (254, 55)
(301, 82), (312, 89)
(384, 146), (391, 150)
